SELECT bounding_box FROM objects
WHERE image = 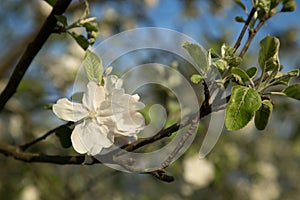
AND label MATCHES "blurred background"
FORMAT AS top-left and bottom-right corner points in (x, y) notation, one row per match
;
(0, 0), (300, 199)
